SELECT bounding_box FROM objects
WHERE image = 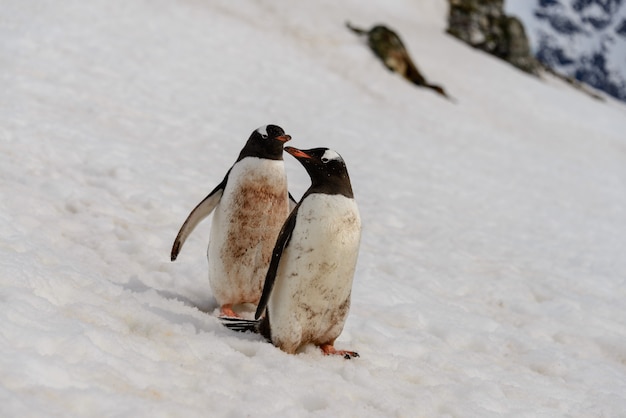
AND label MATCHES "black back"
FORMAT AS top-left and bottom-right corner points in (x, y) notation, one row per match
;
(237, 125), (290, 162)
